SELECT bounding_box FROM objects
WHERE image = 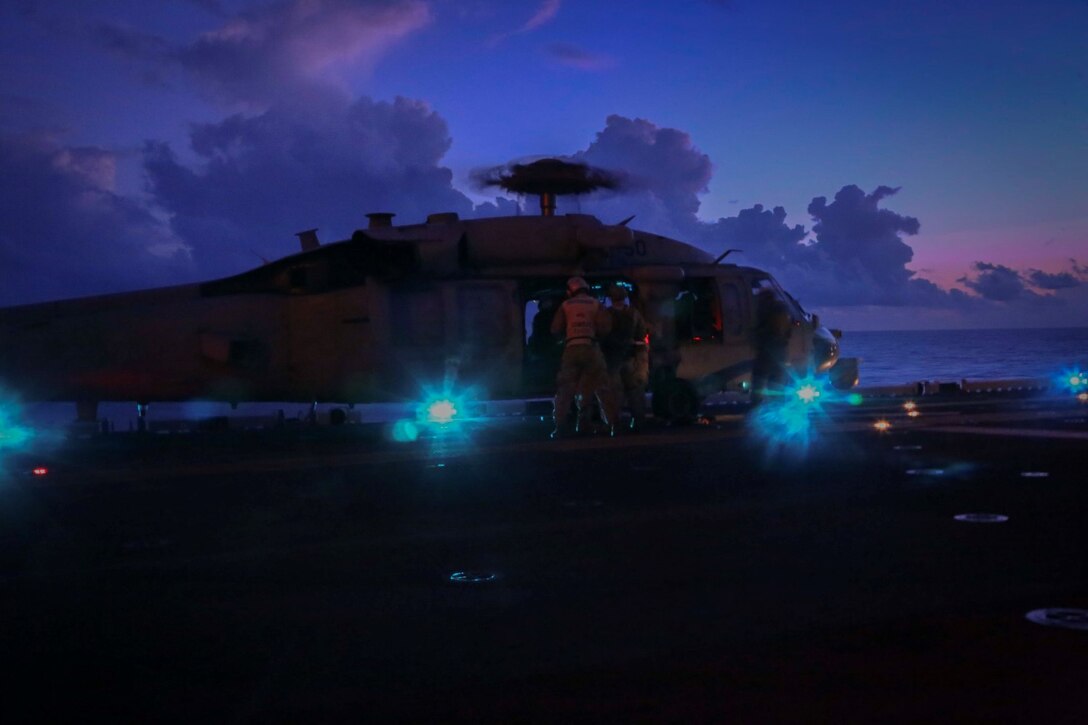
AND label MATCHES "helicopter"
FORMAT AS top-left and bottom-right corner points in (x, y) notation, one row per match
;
(0, 159), (858, 425)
